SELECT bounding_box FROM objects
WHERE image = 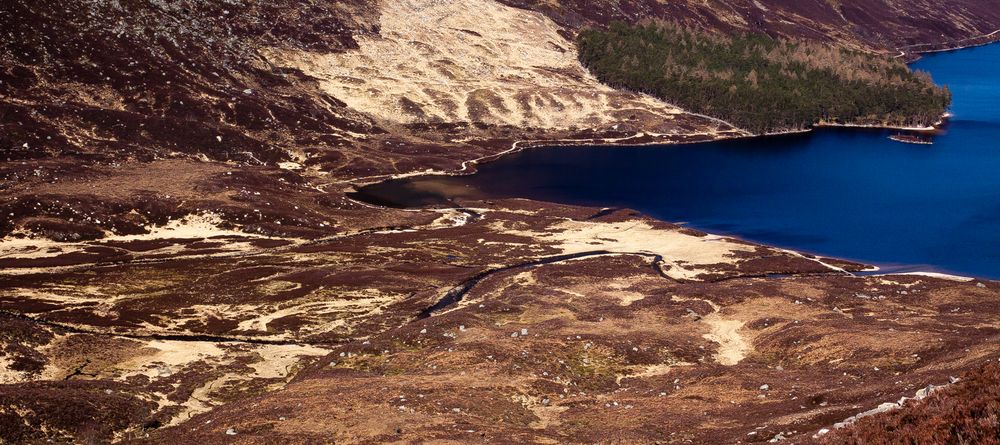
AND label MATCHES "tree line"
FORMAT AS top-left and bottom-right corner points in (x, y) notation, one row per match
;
(577, 22), (951, 134)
